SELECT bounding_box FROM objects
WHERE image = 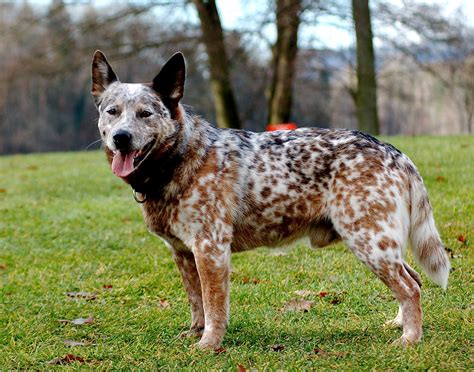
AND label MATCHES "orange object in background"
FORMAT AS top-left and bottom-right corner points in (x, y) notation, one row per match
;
(266, 123), (297, 131)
